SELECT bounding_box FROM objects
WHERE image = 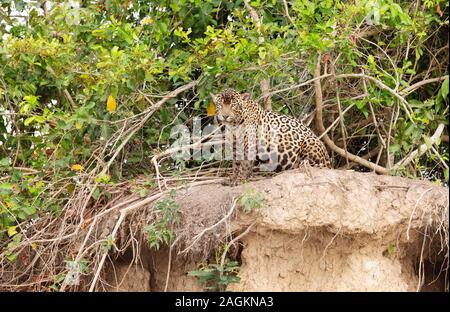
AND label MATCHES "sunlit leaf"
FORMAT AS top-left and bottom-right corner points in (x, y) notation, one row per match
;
(71, 164), (83, 171)
(7, 226), (17, 237)
(207, 101), (216, 116)
(107, 95), (117, 113)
